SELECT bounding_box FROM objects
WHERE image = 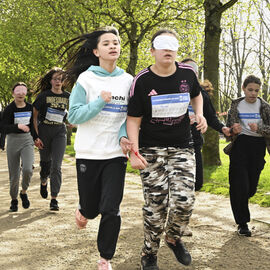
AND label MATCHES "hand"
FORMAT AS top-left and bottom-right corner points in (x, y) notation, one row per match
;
(100, 90), (112, 103)
(18, 124), (30, 133)
(130, 150), (148, 170)
(189, 115), (196, 125)
(248, 123), (258, 132)
(222, 127), (231, 137)
(195, 114), (207, 133)
(231, 123), (242, 134)
(120, 137), (133, 155)
(34, 138), (44, 149)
